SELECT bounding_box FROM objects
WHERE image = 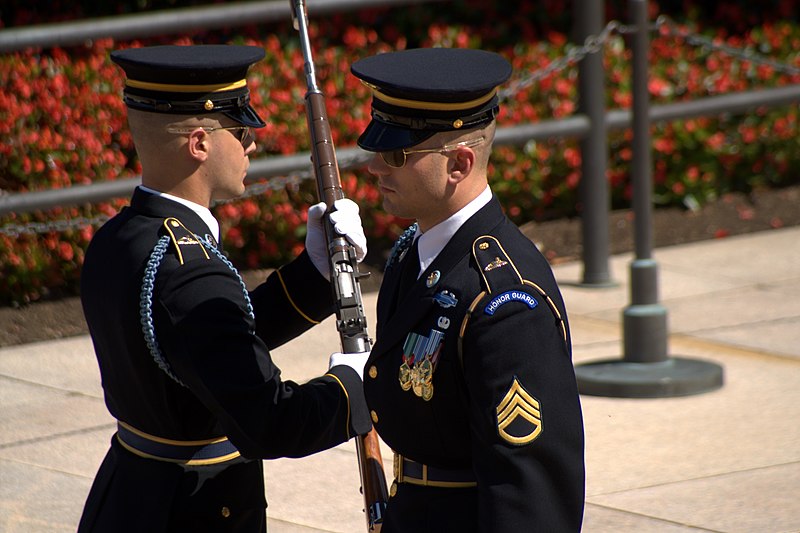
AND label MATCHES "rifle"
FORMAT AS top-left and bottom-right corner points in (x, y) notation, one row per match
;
(289, 1), (389, 530)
